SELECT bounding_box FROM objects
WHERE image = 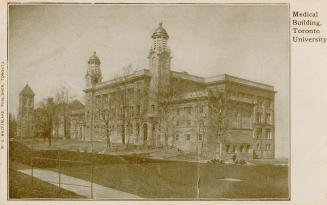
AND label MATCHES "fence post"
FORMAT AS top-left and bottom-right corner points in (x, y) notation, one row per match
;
(91, 159), (94, 199)
(31, 156), (33, 191)
(58, 151), (61, 198)
(31, 137), (34, 193)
